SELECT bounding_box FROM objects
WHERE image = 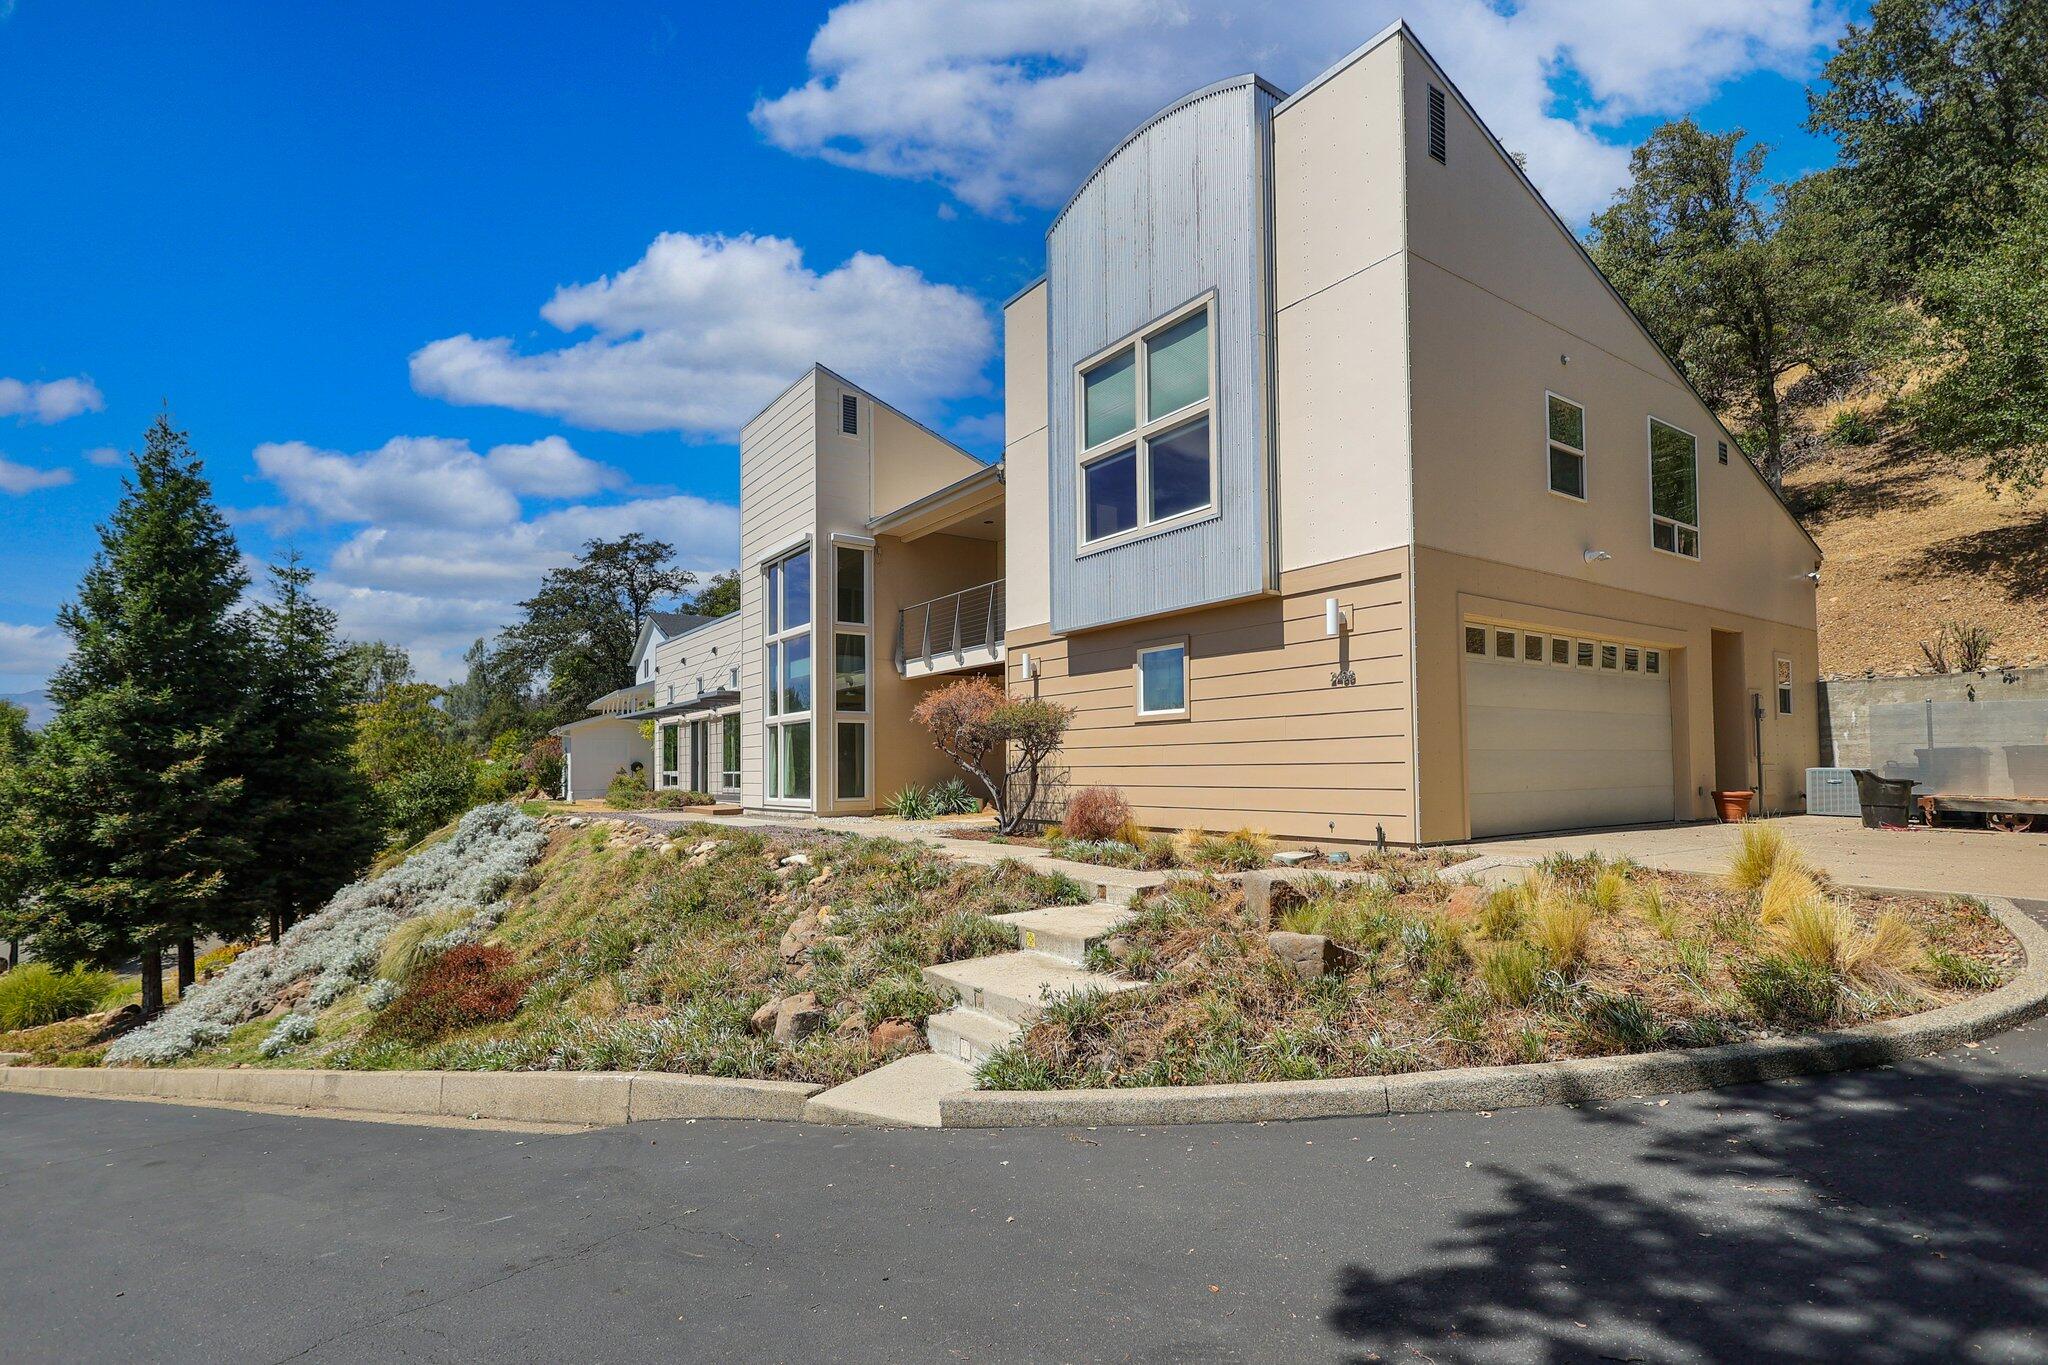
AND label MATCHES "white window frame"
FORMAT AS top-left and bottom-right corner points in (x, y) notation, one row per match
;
(1775, 654), (1794, 716)
(762, 544), (813, 807)
(656, 720), (682, 789)
(1134, 638), (1190, 720)
(1545, 391), (1587, 502)
(1647, 416), (1701, 560)
(1074, 293), (1219, 555)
